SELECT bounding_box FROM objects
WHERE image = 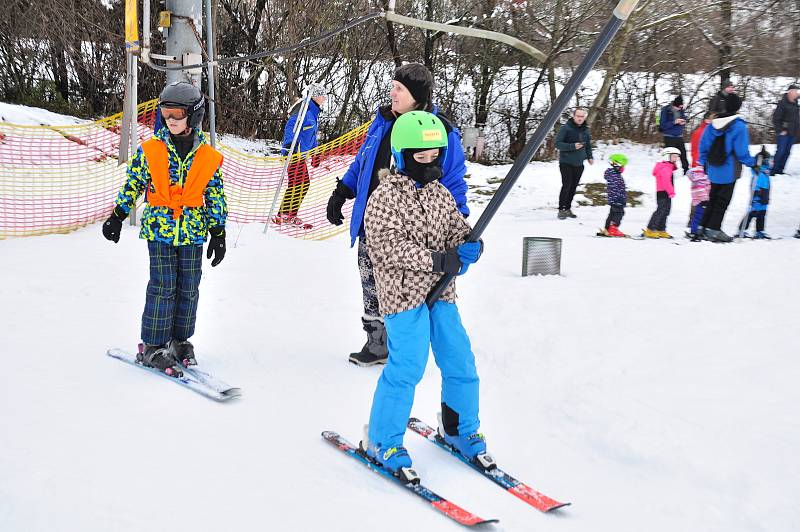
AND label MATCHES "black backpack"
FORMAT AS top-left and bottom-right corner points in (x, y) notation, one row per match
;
(707, 130), (728, 166)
